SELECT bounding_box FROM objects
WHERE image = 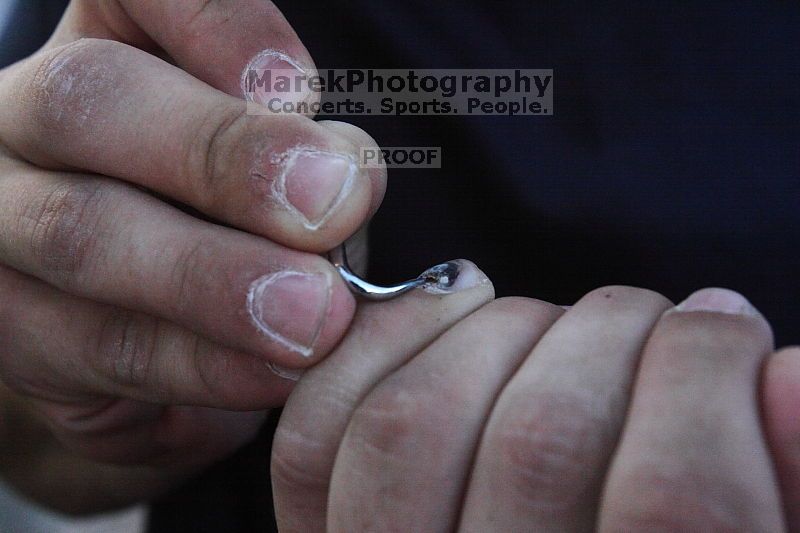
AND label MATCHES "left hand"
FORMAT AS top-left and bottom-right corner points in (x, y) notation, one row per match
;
(0, 0), (384, 513)
(273, 283), (800, 531)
